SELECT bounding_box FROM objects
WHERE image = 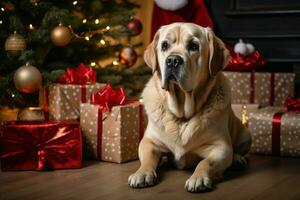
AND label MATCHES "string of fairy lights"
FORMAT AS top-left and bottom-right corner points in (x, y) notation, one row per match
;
(1, 0), (143, 97)
(1, 0), (142, 66)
